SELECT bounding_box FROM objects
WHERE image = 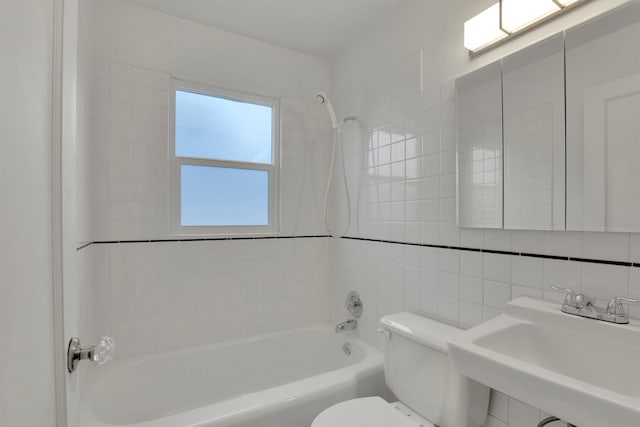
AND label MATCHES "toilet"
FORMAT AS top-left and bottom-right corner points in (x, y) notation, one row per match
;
(312, 312), (490, 427)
